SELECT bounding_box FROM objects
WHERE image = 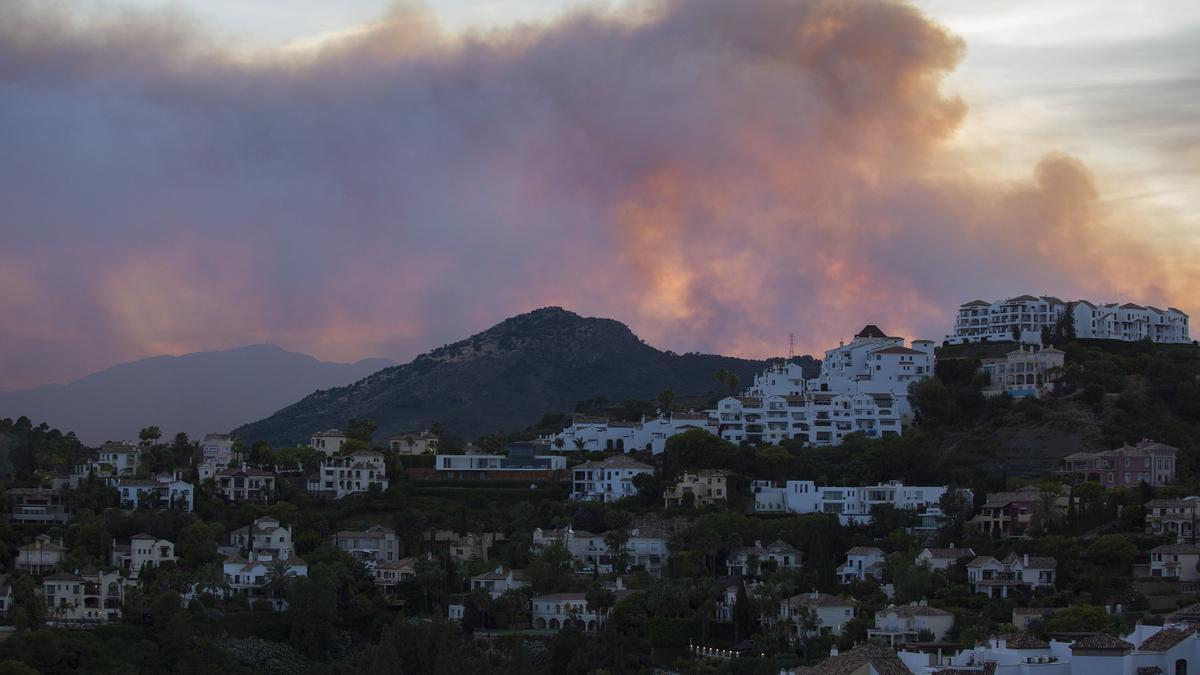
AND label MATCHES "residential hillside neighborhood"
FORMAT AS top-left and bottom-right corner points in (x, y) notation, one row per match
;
(0, 299), (1197, 674)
